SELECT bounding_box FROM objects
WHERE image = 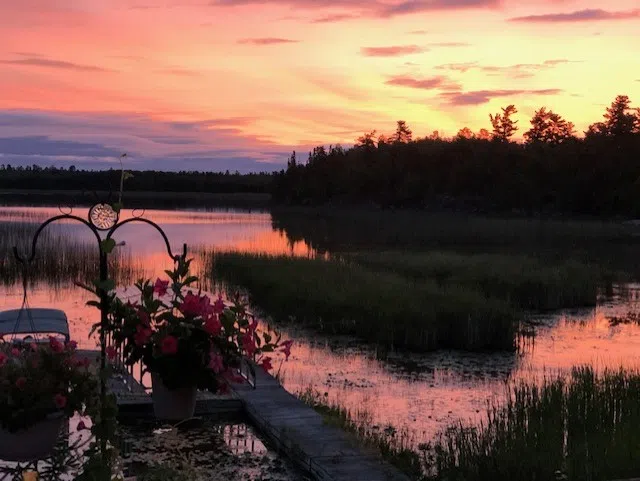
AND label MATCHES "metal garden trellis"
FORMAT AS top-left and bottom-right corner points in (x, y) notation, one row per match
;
(12, 201), (187, 459)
